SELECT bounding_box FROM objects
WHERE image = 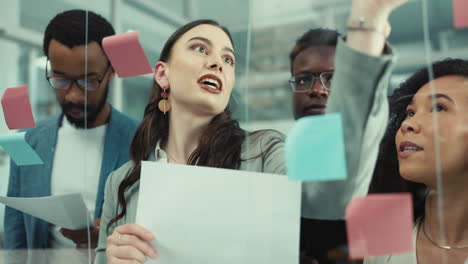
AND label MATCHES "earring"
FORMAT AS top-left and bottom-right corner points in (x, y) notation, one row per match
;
(158, 88), (171, 114)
